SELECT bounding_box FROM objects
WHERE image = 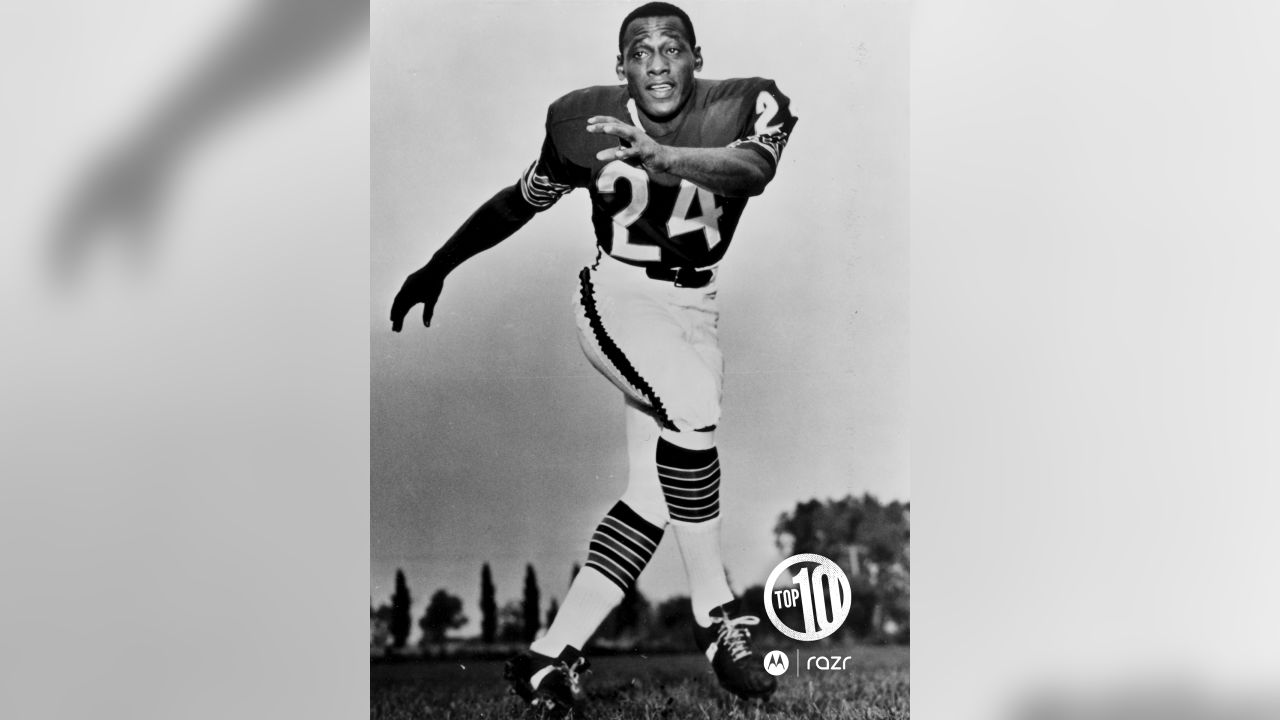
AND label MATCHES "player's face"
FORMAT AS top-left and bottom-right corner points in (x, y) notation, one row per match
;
(616, 17), (702, 121)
